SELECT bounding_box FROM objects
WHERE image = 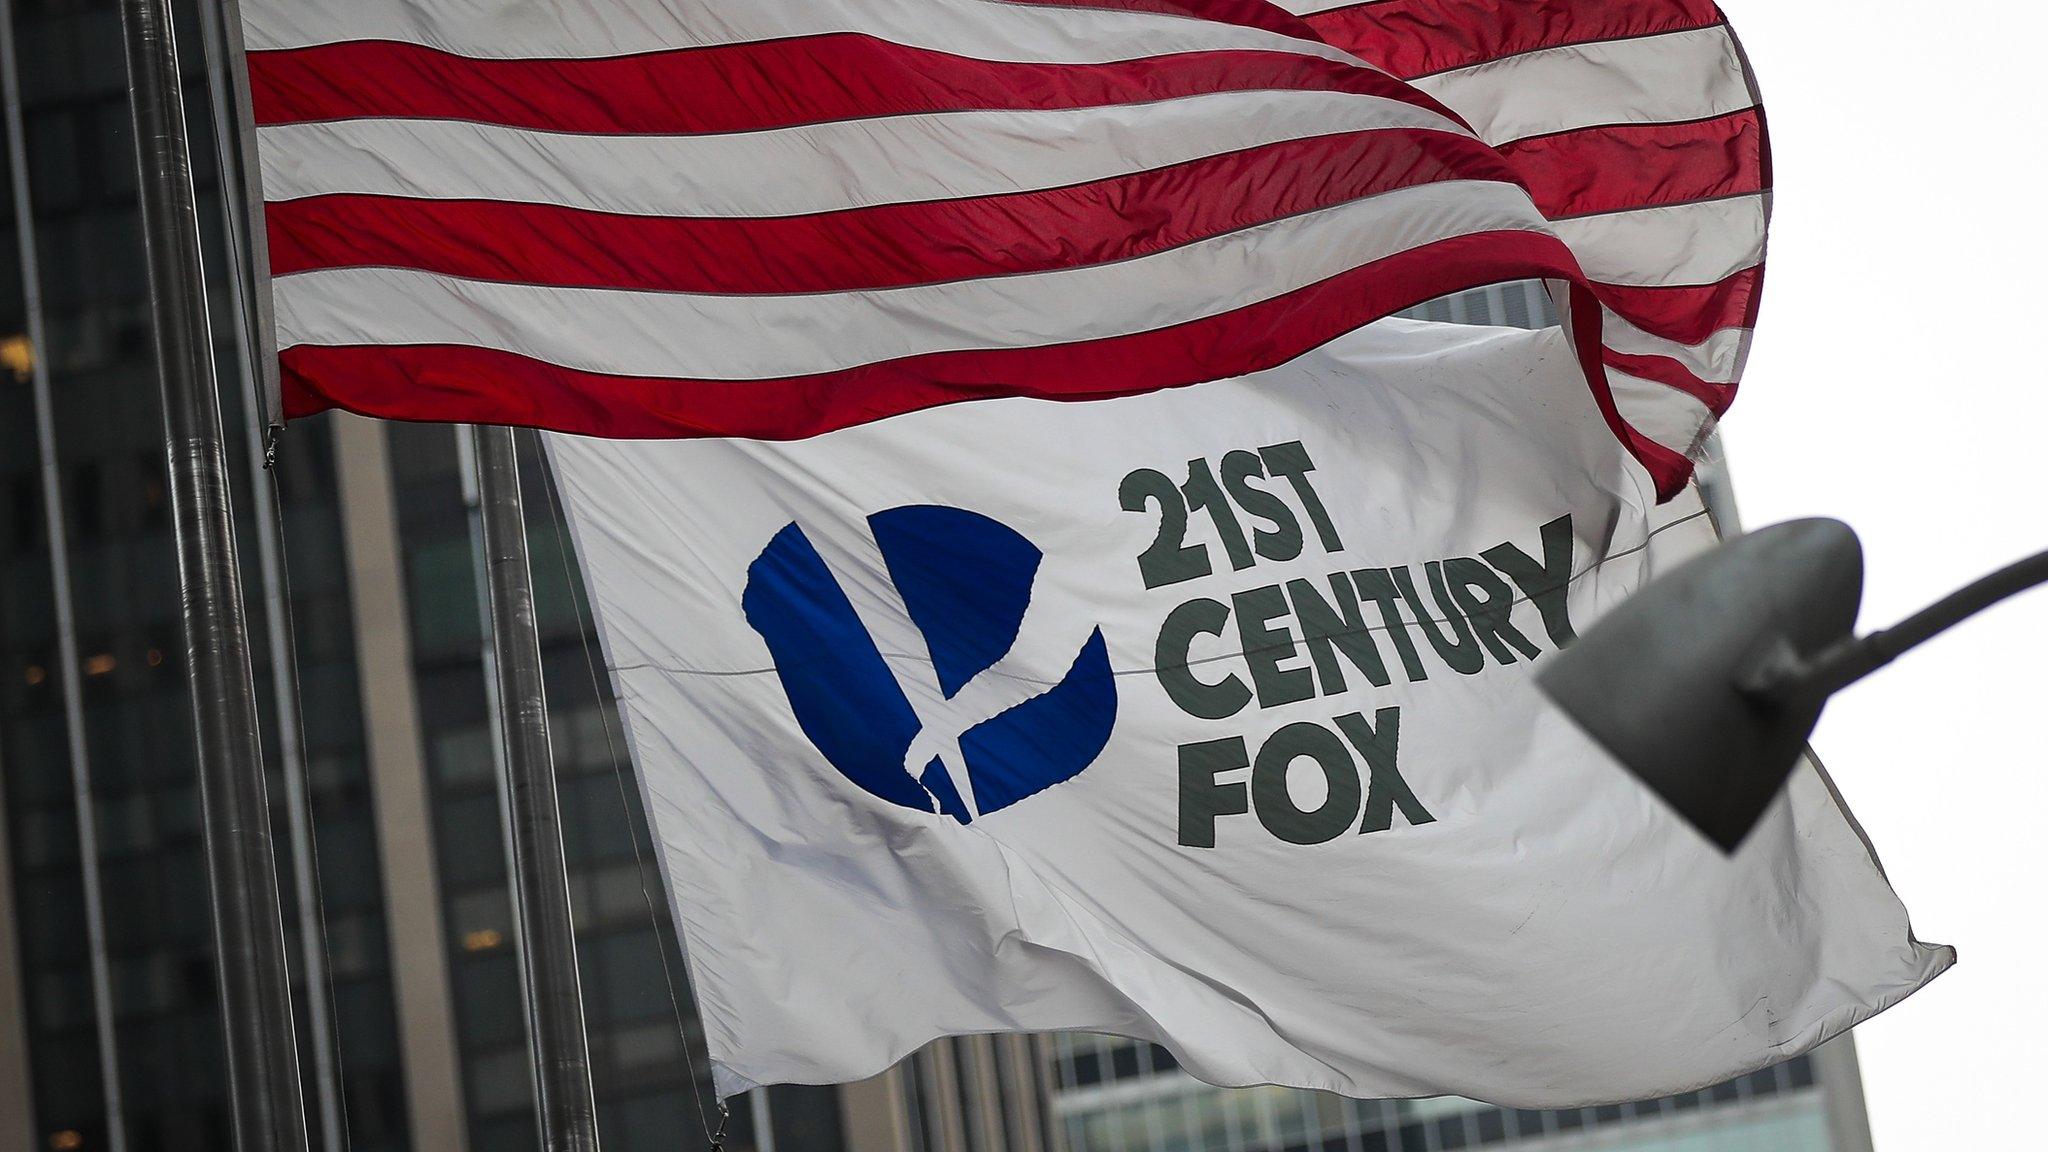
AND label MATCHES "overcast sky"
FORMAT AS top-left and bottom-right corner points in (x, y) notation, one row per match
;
(1716, 3), (2047, 1144)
